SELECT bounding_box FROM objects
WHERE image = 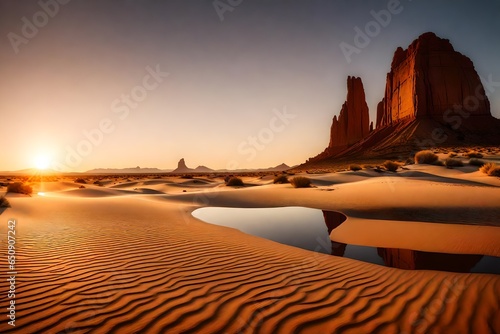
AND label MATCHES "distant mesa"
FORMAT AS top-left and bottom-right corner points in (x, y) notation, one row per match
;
(194, 165), (213, 173)
(79, 159), (289, 175)
(86, 166), (170, 174)
(171, 158), (289, 173)
(270, 163), (291, 171)
(302, 32), (500, 168)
